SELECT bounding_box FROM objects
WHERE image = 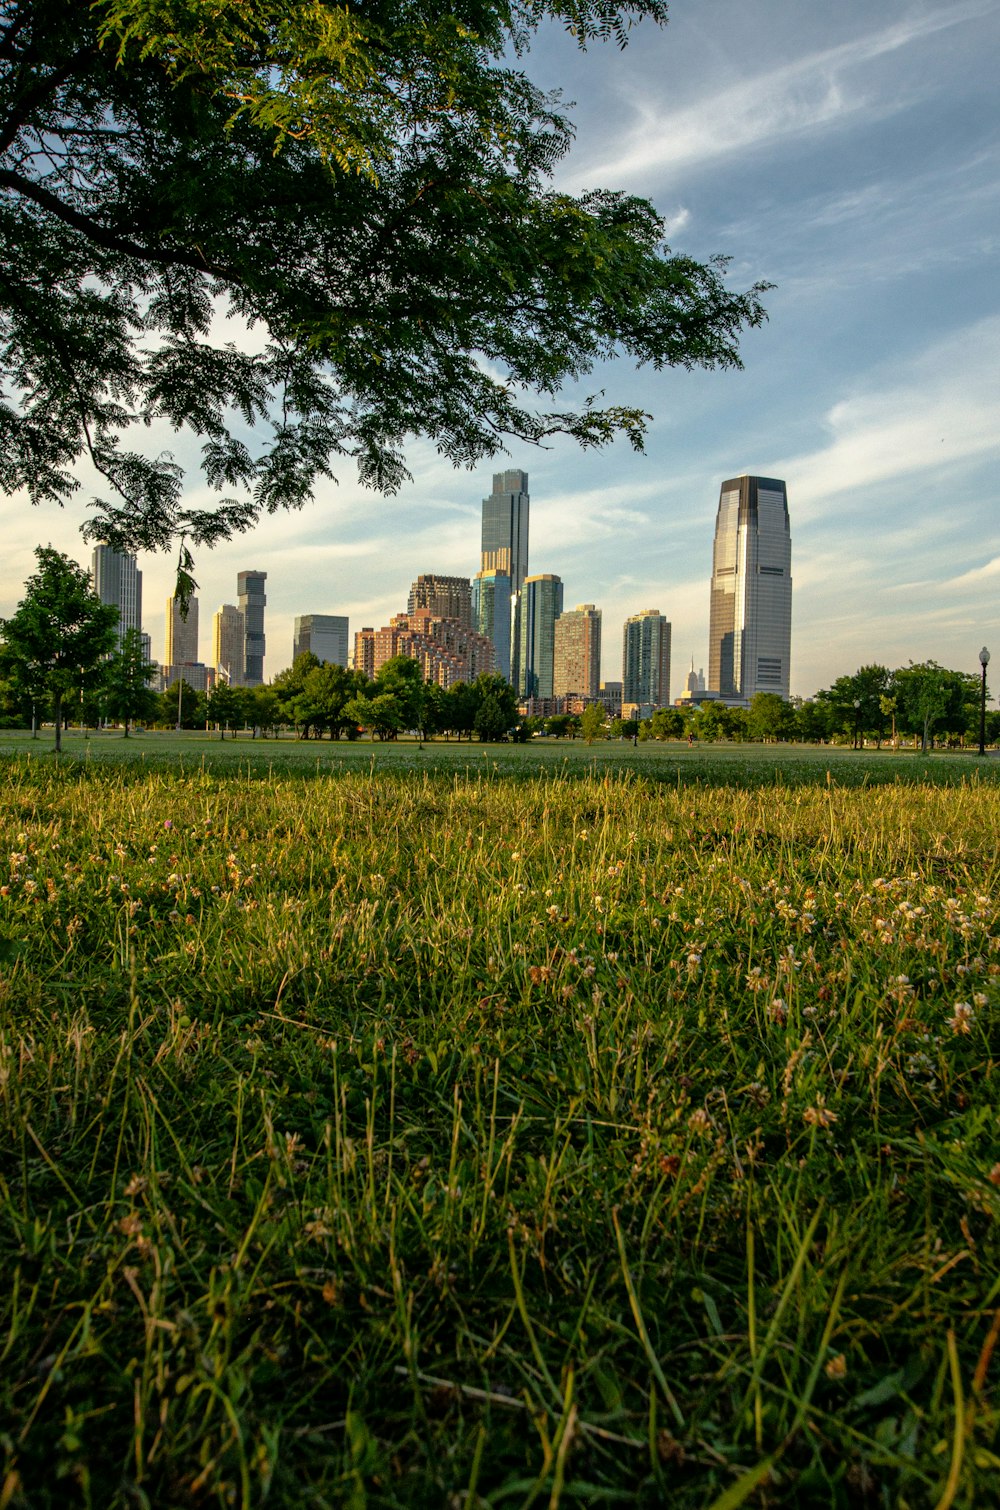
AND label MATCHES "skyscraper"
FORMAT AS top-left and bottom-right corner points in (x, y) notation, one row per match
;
(91, 545), (142, 649)
(407, 574), (472, 627)
(514, 573), (563, 699)
(293, 614), (349, 666)
(481, 469), (529, 591)
(165, 594), (199, 666)
(472, 568), (512, 680)
(237, 571), (267, 686)
(622, 609), (671, 713)
(708, 475), (792, 700)
(552, 604), (602, 699)
(212, 604), (246, 684)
